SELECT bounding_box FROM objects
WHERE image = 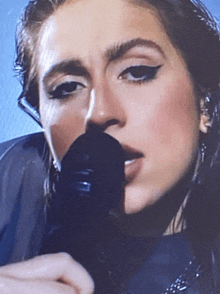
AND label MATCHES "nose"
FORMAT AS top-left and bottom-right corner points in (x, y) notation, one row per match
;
(85, 84), (126, 132)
